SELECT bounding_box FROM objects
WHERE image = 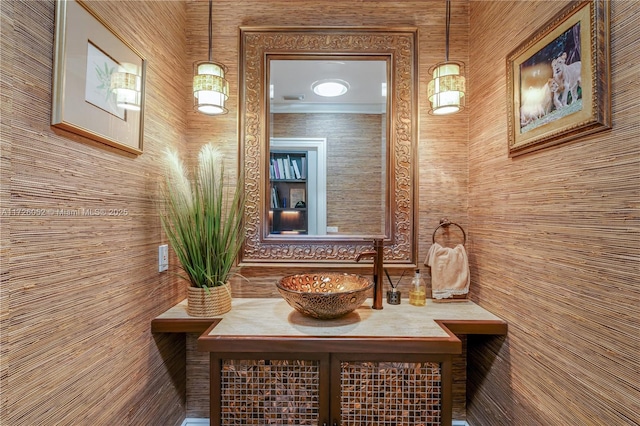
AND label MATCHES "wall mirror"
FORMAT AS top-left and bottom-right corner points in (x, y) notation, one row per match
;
(239, 27), (417, 265)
